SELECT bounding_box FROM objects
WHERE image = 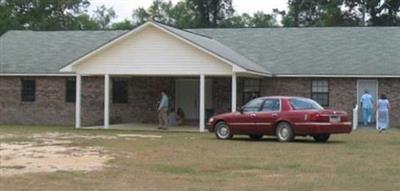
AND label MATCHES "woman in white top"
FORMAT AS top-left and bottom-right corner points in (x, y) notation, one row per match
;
(377, 94), (390, 133)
